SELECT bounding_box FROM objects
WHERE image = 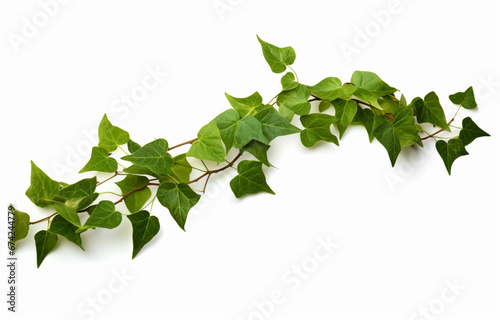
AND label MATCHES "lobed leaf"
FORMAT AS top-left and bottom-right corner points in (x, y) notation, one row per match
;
(187, 120), (226, 162)
(157, 182), (200, 231)
(79, 147), (118, 173)
(122, 139), (173, 176)
(459, 117), (489, 146)
(351, 71), (397, 108)
(49, 215), (84, 250)
(257, 35), (296, 73)
(77, 200), (122, 233)
(332, 99), (357, 139)
(127, 210), (160, 259)
(98, 114), (130, 152)
(299, 114), (338, 147)
(414, 92), (450, 131)
(449, 86), (477, 109)
(230, 160), (275, 198)
(436, 139), (469, 175)
(276, 84), (312, 116)
(254, 107), (301, 141)
(225, 92), (266, 118)
(281, 72), (298, 91)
